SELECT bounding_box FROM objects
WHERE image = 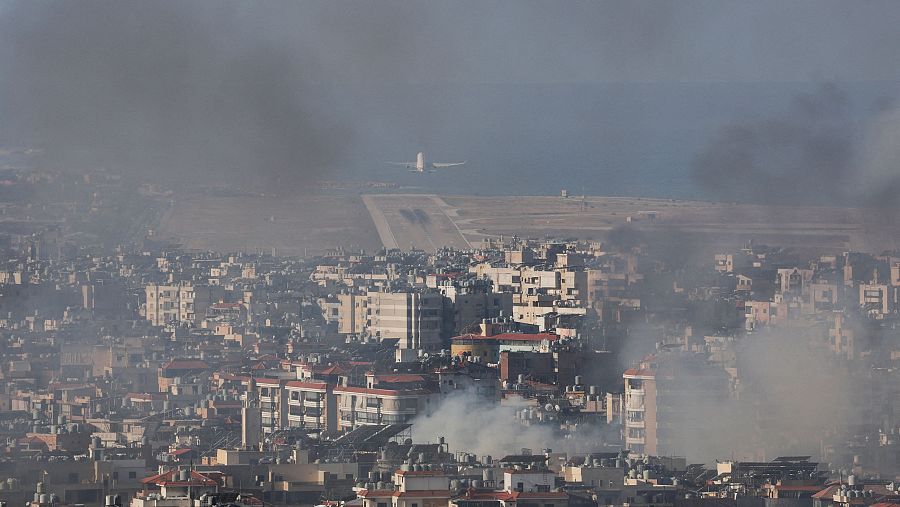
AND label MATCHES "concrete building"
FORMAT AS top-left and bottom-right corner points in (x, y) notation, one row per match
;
(859, 283), (894, 316)
(333, 385), (439, 431)
(364, 291), (445, 350)
(144, 283), (220, 327)
(623, 354), (729, 456)
(438, 283), (513, 335)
